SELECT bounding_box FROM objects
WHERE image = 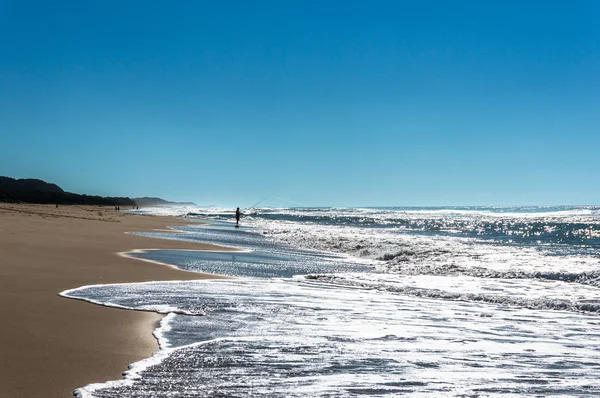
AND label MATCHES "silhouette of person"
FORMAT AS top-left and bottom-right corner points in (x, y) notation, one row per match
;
(235, 207), (241, 226)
